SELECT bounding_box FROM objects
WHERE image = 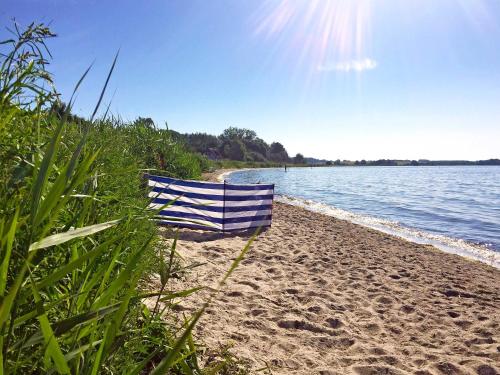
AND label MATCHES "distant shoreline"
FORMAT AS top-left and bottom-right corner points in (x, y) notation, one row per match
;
(321, 163), (500, 166)
(297, 157), (500, 167)
(325, 161), (500, 166)
(205, 161), (500, 172)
